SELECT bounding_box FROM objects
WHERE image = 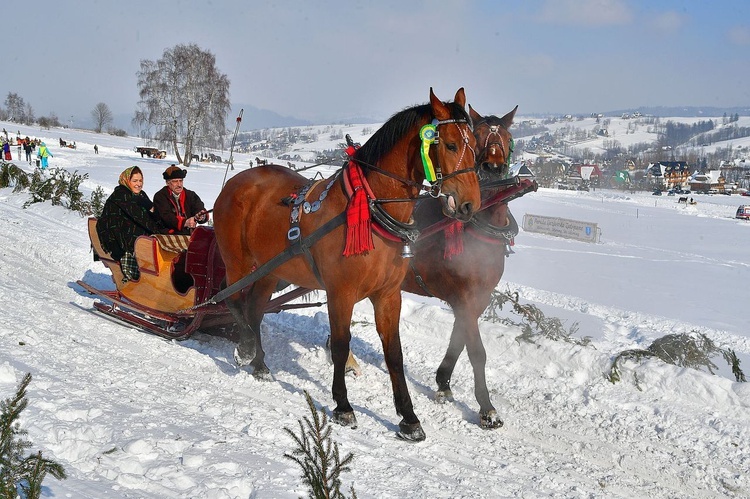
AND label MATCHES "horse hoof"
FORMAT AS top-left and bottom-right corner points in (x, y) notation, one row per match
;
(233, 346), (255, 367)
(396, 421), (426, 442)
(345, 361), (362, 377)
(479, 410), (504, 429)
(252, 365), (274, 382)
(332, 411), (358, 428)
(435, 389), (453, 404)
